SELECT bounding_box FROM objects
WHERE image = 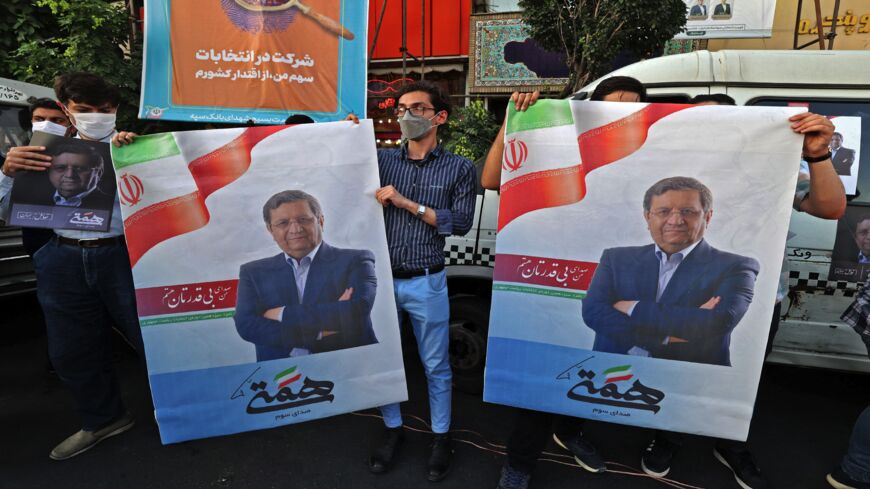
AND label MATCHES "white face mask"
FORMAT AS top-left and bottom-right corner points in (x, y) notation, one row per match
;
(69, 111), (116, 140)
(31, 120), (68, 137)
